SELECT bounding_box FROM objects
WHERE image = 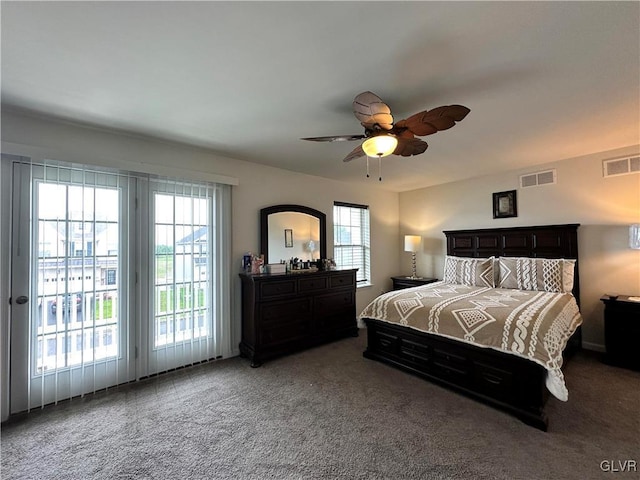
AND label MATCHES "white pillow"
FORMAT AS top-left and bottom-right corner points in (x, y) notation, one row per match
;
(443, 256), (495, 287)
(498, 257), (576, 293)
(561, 259), (577, 294)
